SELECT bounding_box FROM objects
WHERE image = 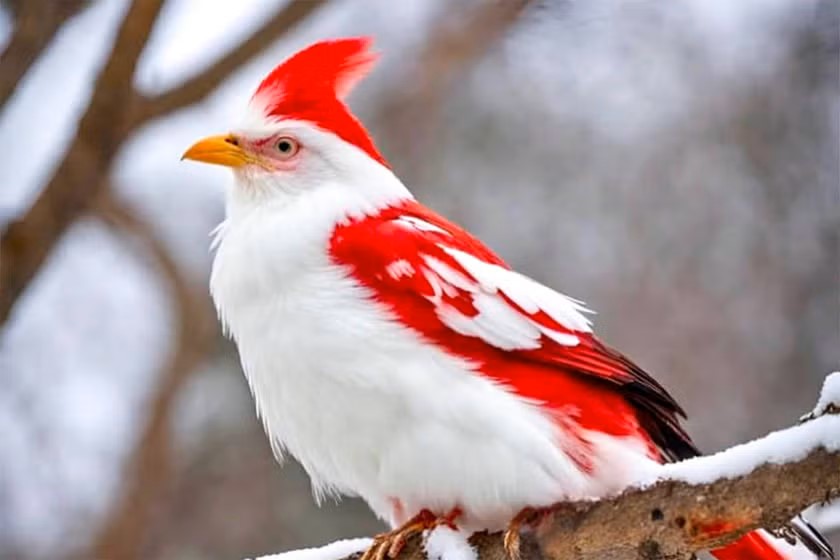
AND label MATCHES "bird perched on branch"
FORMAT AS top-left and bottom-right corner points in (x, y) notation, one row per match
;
(183, 38), (832, 560)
